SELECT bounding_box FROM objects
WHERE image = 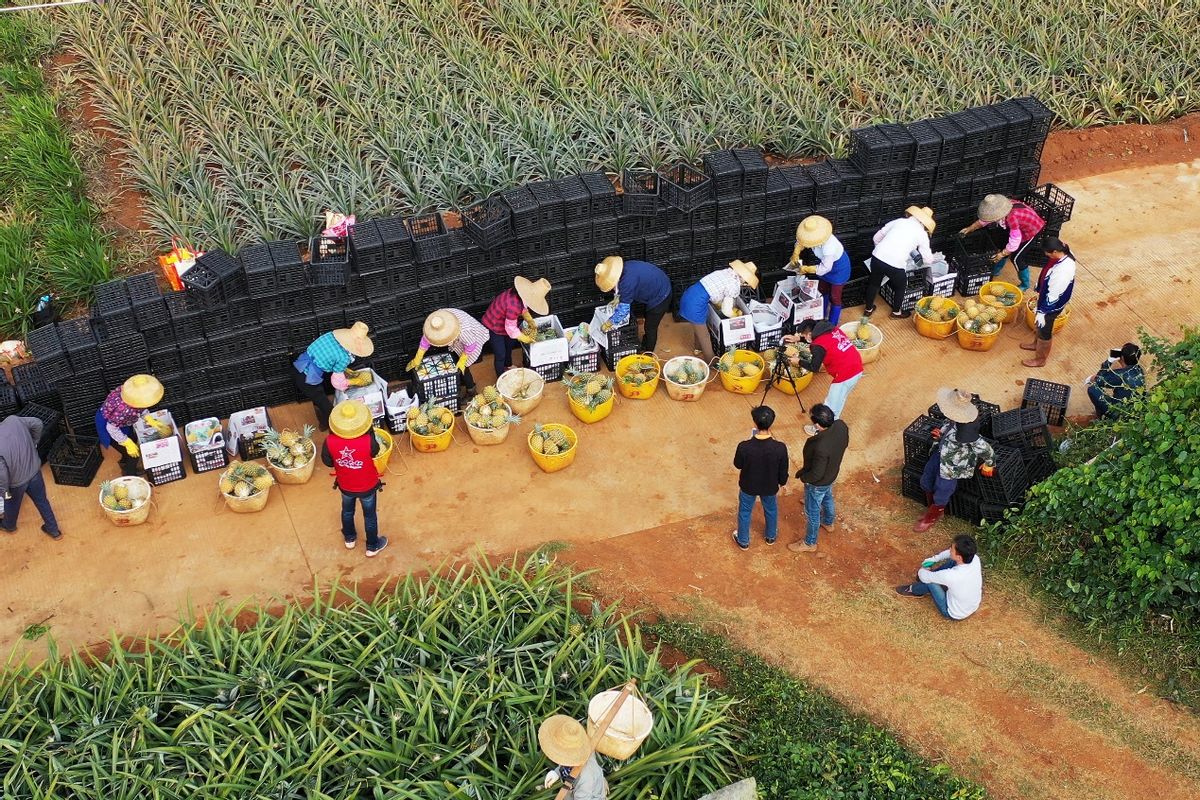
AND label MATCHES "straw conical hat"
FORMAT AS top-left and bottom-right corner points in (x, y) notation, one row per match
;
(936, 387), (978, 423)
(423, 310), (460, 347)
(121, 374), (164, 409)
(727, 259), (759, 289)
(905, 205), (936, 234)
(594, 255), (624, 292)
(538, 715), (591, 766)
(515, 276), (551, 316)
(795, 215), (833, 249)
(333, 321), (374, 357)
(977, 194), (1013, 223)
(329, 399), (373, 438)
